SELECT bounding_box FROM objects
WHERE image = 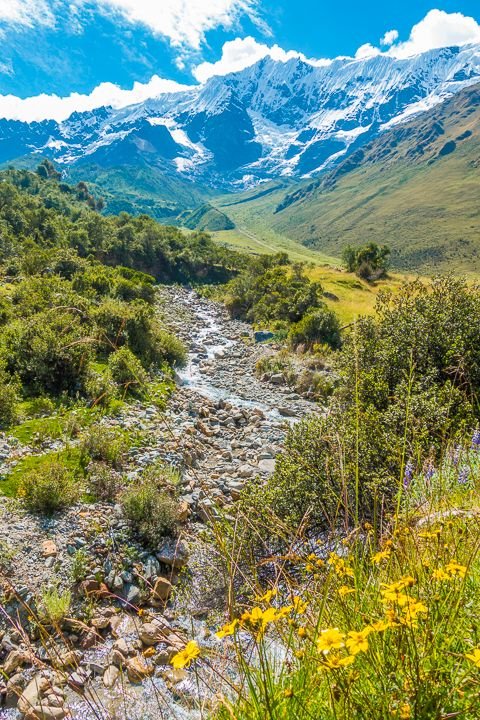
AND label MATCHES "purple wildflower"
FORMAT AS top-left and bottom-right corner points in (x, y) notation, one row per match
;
(472, 429), (480, 449)
(424, 463), (435, 482)
(458, 466), (469, 485)
(403, 460), (414, 489)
